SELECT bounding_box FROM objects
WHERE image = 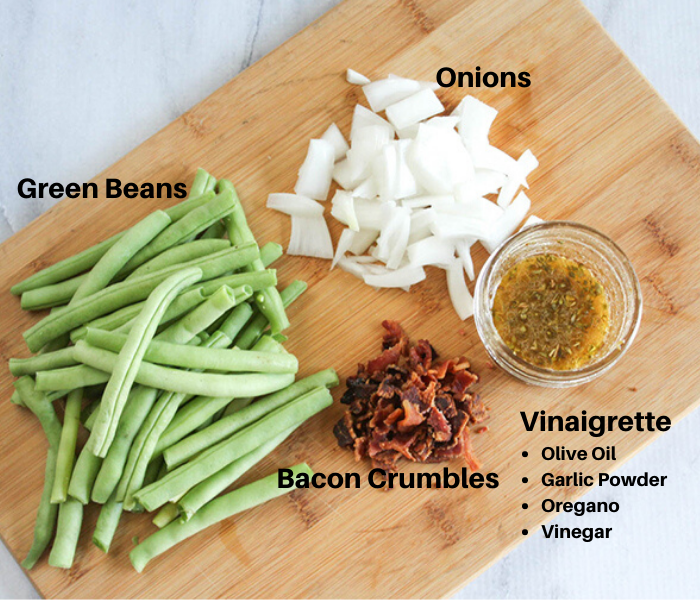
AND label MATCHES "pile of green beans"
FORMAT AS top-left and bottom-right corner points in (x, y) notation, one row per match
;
(8, 168), (337, 572)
